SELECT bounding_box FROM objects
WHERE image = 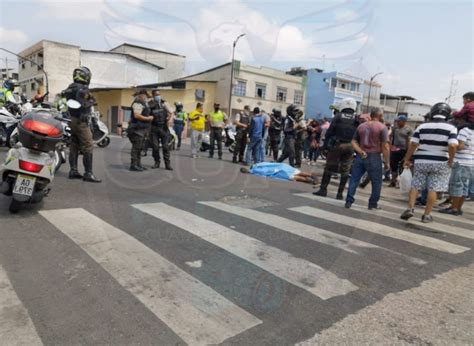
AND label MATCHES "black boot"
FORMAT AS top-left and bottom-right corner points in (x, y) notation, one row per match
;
(68, 150), (83, 179)
(336, 174), (349, 200)
(82, 153), (102, 183)
(313, 171), (332, 197)
(152, 162), (160, 169)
